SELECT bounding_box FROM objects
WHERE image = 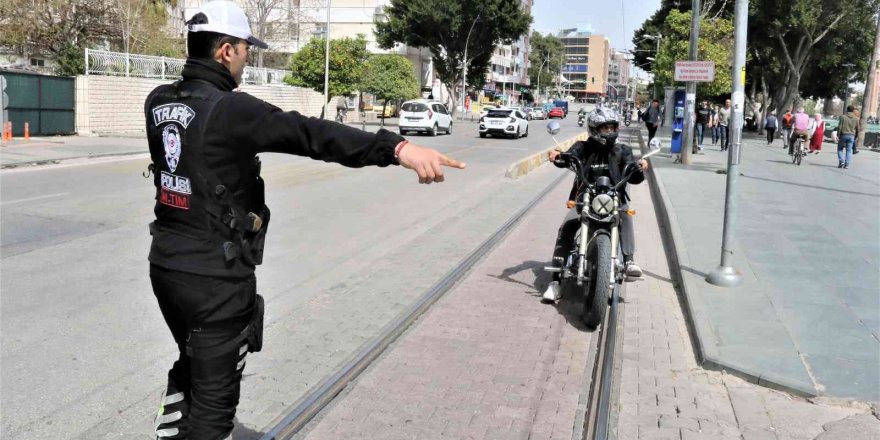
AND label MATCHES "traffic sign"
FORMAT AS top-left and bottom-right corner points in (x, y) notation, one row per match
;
(674, 61), (715, 82)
